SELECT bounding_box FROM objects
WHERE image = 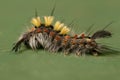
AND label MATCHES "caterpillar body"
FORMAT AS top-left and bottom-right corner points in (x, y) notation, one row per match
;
(12, 16), (112, 56)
